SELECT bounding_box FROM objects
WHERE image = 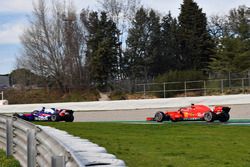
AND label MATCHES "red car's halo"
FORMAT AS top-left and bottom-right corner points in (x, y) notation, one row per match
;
(147, 104), (230, 123)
